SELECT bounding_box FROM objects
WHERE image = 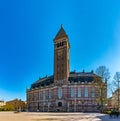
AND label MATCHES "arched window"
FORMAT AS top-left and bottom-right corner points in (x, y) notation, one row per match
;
(58, 88), (62, 99)
(71, 88), (74, 97)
